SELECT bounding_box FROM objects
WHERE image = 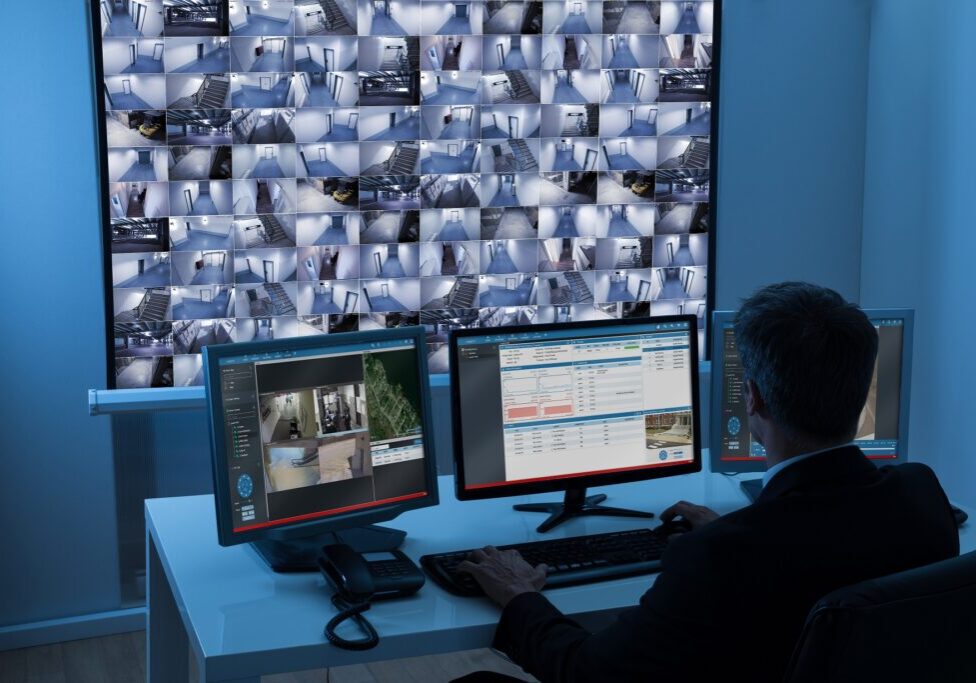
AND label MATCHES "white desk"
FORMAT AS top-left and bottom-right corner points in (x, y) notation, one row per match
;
(145, 472), (975, 682)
